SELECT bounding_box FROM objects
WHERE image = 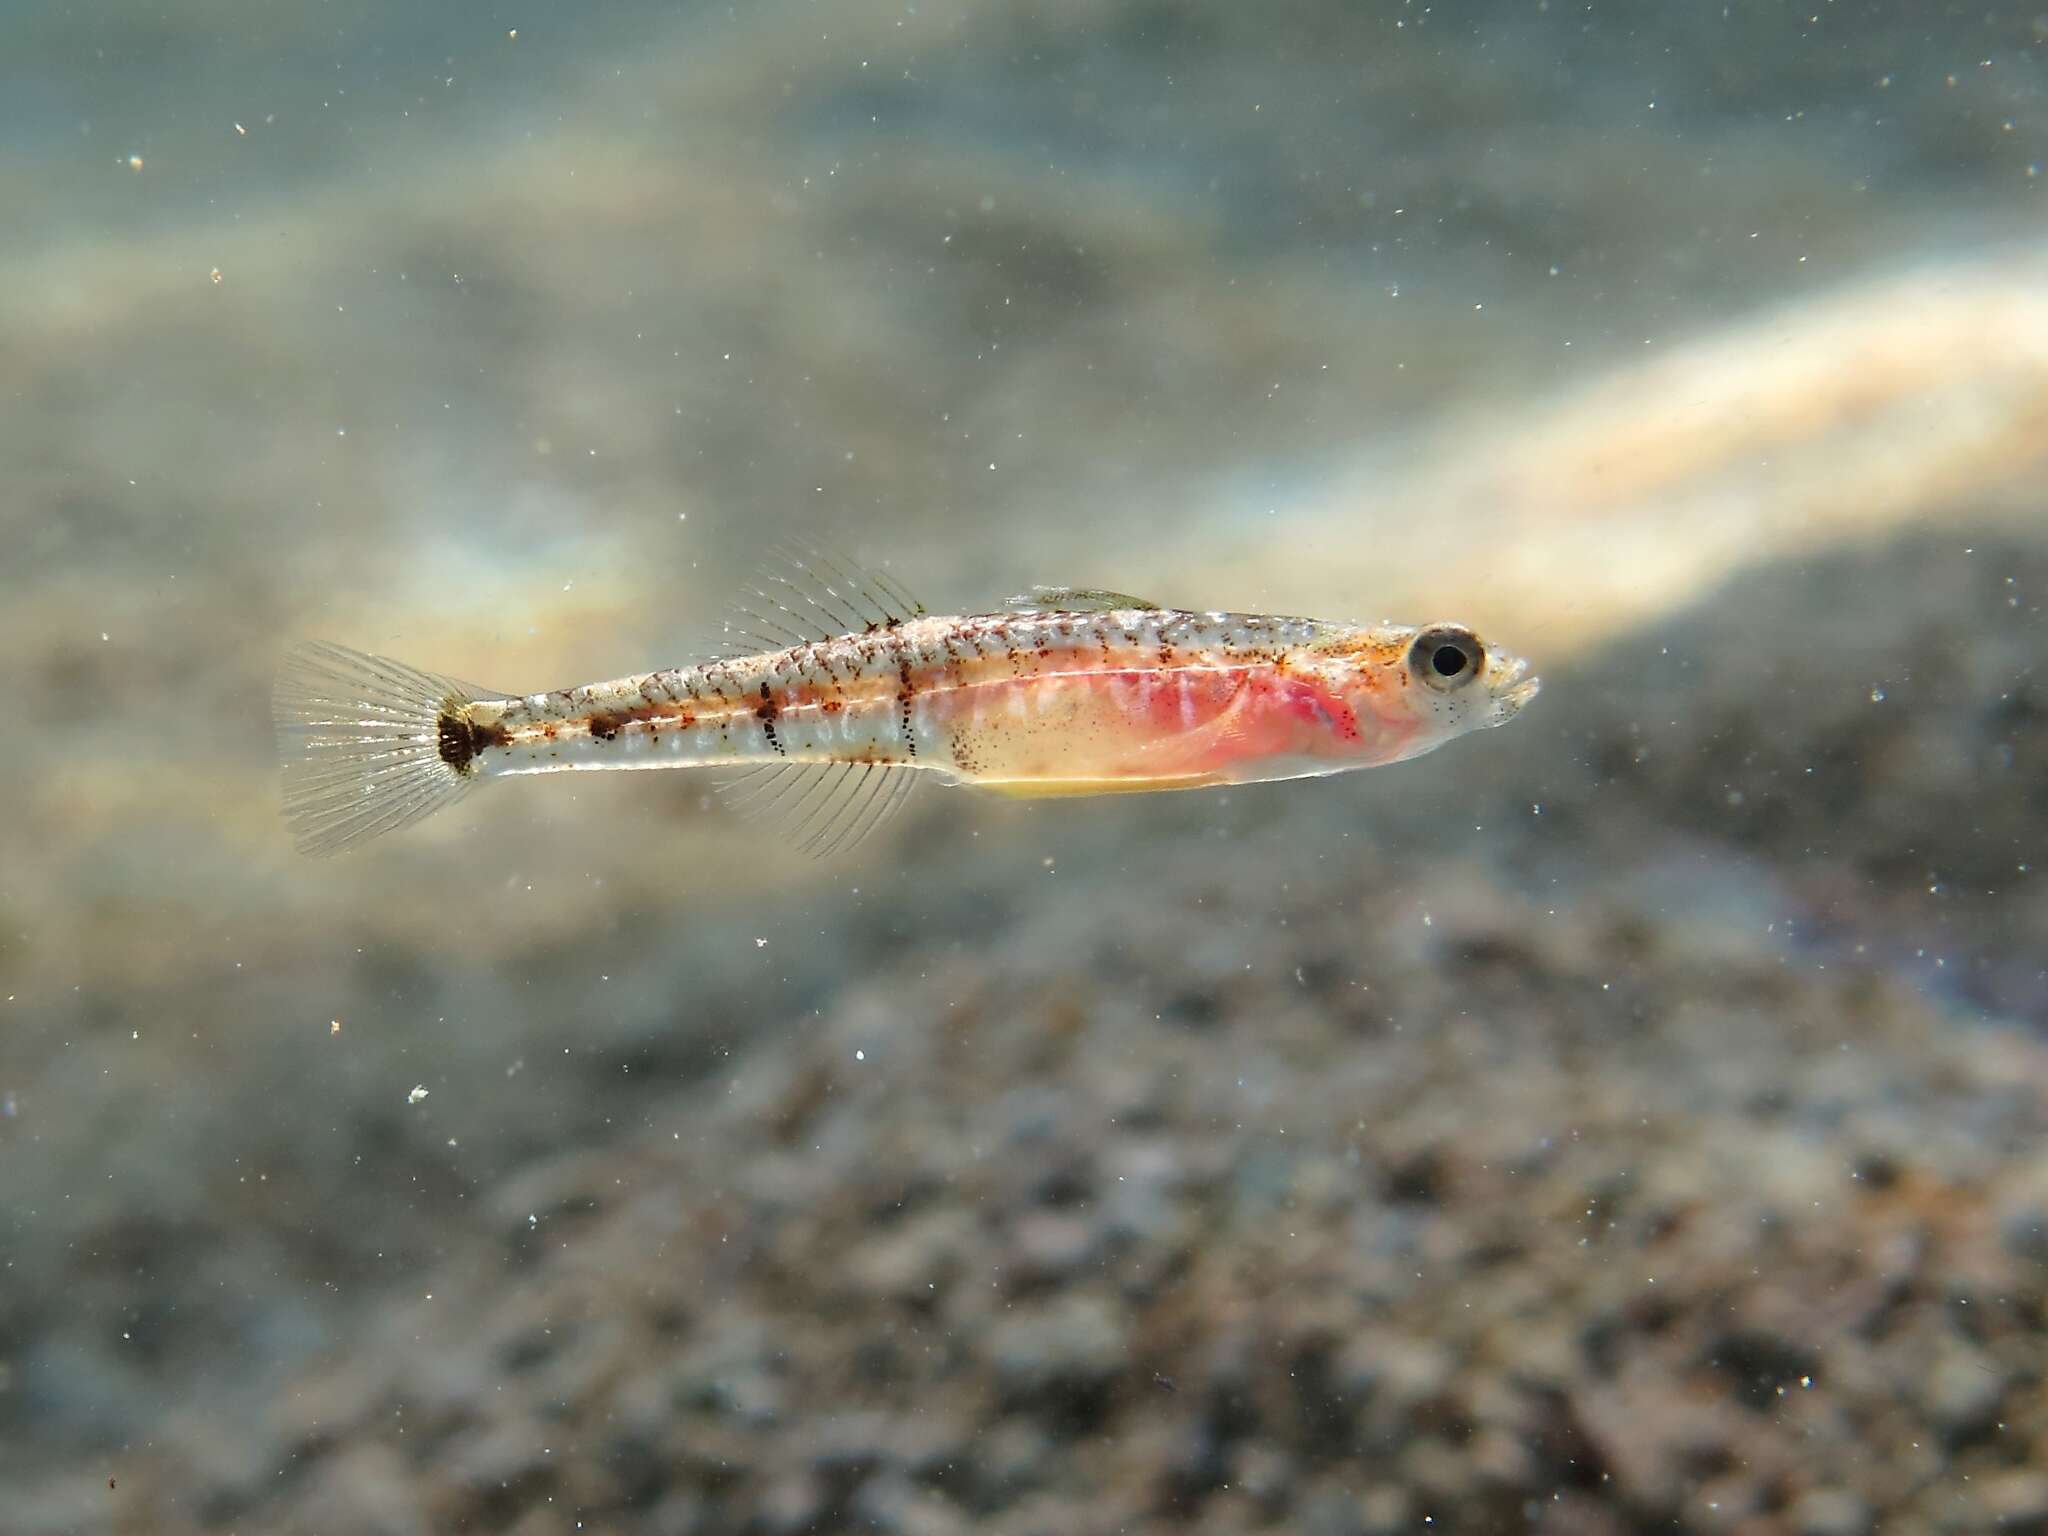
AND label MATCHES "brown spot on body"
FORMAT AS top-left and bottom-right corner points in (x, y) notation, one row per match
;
(898, 656), (917, 758)
(588, 713), (622, 742)
(756, 692), (785, 755)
